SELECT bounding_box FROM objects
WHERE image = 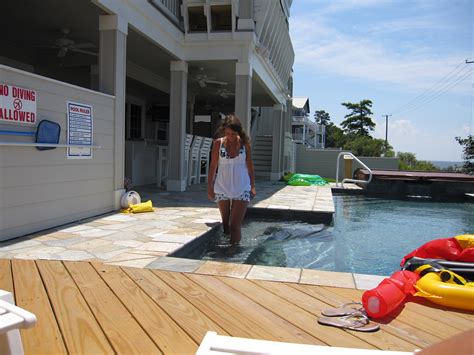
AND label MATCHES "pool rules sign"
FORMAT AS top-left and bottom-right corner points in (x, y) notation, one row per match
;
(67, 101), (93, 159)
(0, 83), (37, 125)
